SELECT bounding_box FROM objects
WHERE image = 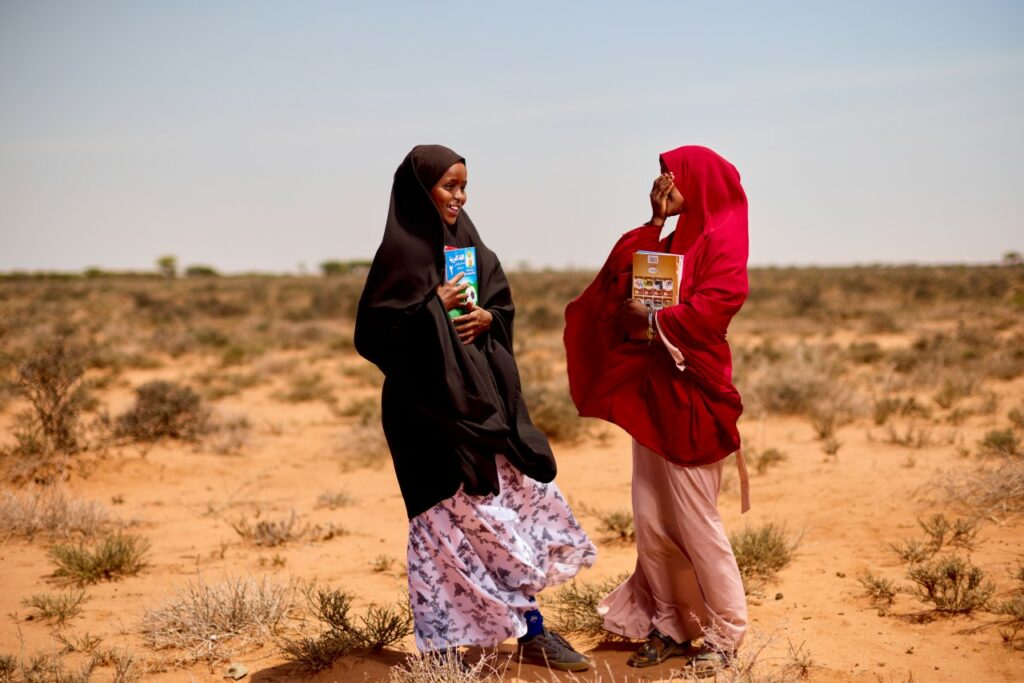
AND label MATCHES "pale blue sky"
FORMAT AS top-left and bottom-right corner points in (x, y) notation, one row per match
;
(1, 1), (1022, 272)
